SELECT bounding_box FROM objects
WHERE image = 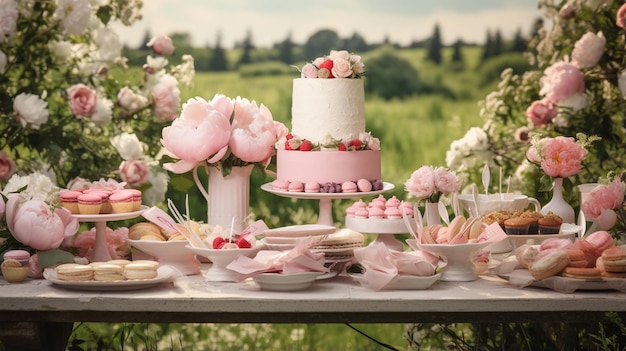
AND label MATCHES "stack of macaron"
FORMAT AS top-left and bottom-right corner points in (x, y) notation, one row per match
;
(1, 250), (32, 283)
(515, 230), (619, 280)
(346, 195), (414, 219)
(54, 259), (159, 281)
(270, 178), (384, 193)
(128, 222), (190, 242)
(60, 188), (142, 215)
